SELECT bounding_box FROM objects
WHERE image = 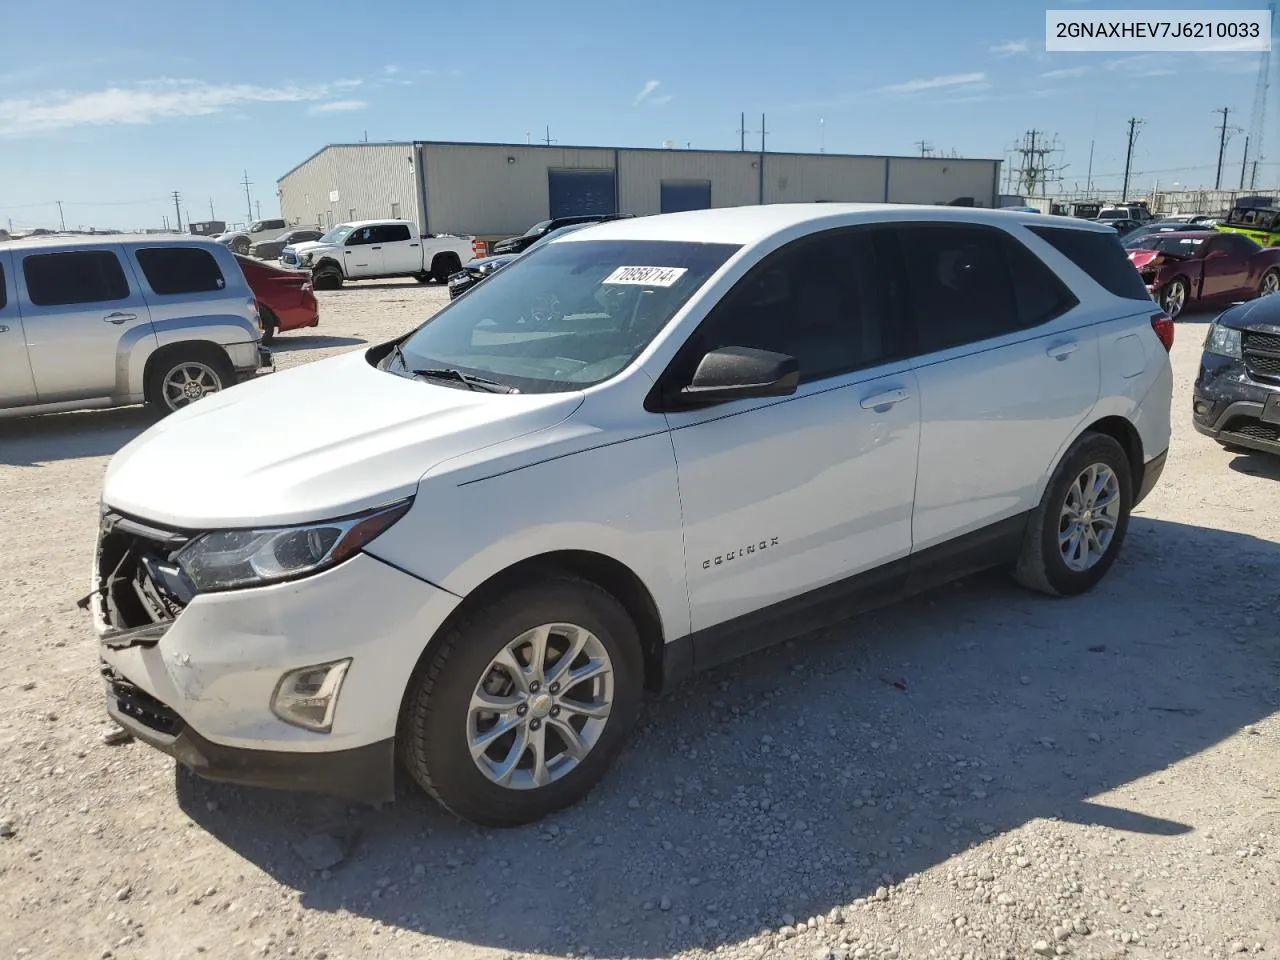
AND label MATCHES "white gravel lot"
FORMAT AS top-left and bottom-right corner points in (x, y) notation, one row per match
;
(1, 280), (1277, 960)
